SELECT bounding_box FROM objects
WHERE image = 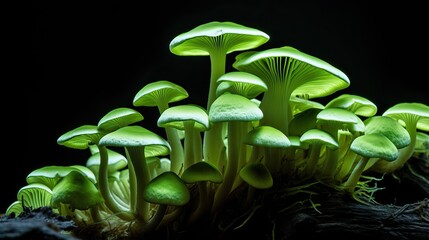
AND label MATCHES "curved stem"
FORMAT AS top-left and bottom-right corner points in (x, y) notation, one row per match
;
(97, 145), (134, 221)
